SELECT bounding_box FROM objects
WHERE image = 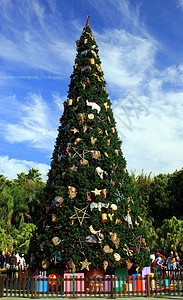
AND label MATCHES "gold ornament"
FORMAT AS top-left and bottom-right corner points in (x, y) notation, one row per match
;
(98, 128), (103, 134)
(91, 188), (102, 195)
(68, 186), (77, 199)
(42, 259), (49, 269)
(80, 159), (88, 165)
(103, 245), (113, 254)
(103, 260), (108, 271)
(52, 214), (56, 223)
(114, 253), (121, 261)
(74, 138), (82, 145)
(111, 127), (115, 133)
(96, 64), (102, 72)
(89, 58), (95, 64)
(92, 50), (97, 58)
(123, 168), (127, 173)
(125, 259), (133, 270)
(110, 232), (120, 249)
(81, 82), (86, 89)
(111, 204), (117, 211)
(80, 259), (91, 271)
(67, 98), (73, 106)
(88, 113), (94, 120)
(135, 220), (139, 226)
(76, 96), (81, 102)
(71, 128), (79, 134)
(115, 149), (119, 155)
(92, 150), (101, 159)
(52, 237), (61, 246)
(110, 179), (115, 186)
(83, 125), (88, 132)
(90, 137), (97, 144)
(101, 213), (107, 223)
(89, 225), (101, 235)
(123, 244), (133, 256)
(84, 38), (88, 44)
(108, 213), (114, 221)
(102, 188), (107, 198)
(104, 102), (110, 111)
(107, 139), (111, 146)
(68, 260), (76, 273)
(77, 113), (85, 125)
(104, 152), (109, 157)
